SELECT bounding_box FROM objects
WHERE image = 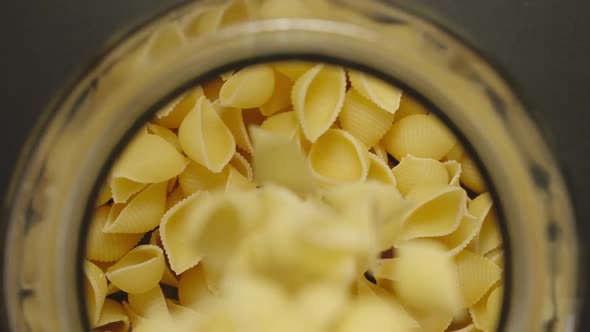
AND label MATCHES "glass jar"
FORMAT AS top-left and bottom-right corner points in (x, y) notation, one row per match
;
(2, 0), (579, 331)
